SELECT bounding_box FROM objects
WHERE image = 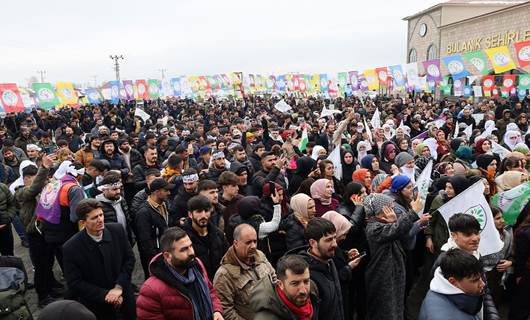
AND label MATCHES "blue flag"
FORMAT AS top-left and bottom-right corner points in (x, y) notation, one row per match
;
(442, 55), (469, 79)
(109, 80), (120, 104)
